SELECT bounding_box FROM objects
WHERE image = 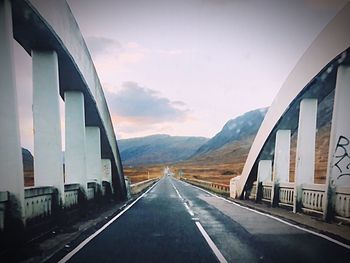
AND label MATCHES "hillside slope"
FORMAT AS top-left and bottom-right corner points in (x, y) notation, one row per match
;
(119, 134), (209, 166)
(193, 108), (267, 157)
